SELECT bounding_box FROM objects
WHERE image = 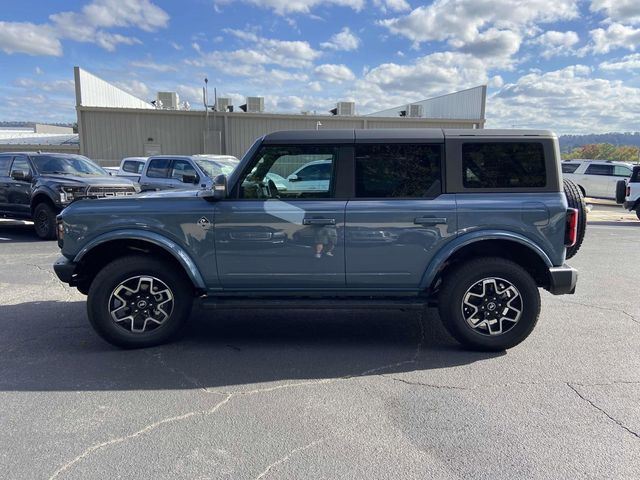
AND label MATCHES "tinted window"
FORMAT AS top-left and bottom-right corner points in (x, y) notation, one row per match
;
(614, 165), (632, 177)
(146, 159), (171, 178)
(355, 144), (441, 198)
(10, 156), (31, 174)
(239, 145), (337, 199)
(631, 167), (640, 183)
(122, 160), (143, 173)
(0, 156), (10, 175)
(585, 164), (613, 176)
(171, 160), (198, 180)
(562, 163), (579, 174)
(462, 142), (546, 188)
